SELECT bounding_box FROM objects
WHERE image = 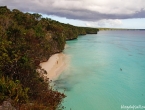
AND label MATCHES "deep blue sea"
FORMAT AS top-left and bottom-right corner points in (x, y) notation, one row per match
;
(54, 30), (145, 110)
